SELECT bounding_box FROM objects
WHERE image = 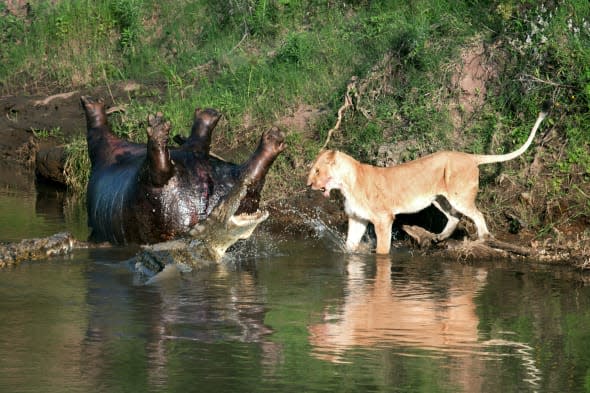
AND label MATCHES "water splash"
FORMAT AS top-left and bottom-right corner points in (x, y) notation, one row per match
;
(290, 207), (347, 252)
